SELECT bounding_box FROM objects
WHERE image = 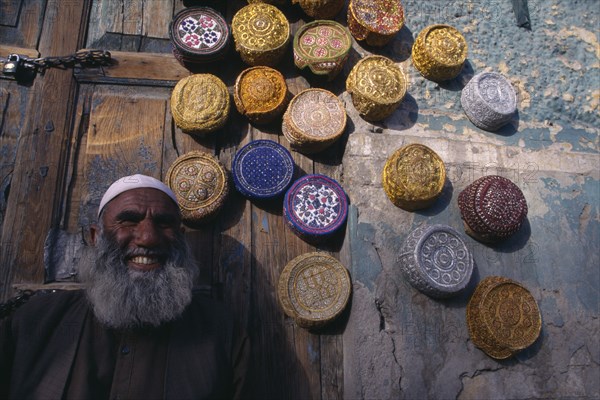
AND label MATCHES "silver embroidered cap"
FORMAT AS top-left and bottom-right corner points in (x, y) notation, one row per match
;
(461, 72), (517, 132)
(398, 224), (474, 298)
